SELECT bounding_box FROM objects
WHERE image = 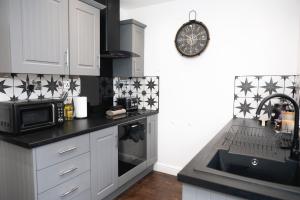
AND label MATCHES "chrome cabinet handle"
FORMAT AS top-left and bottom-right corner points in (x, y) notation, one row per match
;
(64, 48), (69, 67)
(52, 104), (55, 124)
(60, 186), (79, 198)
(148, 122), (151, 134)
(115, 135), (118, 148)
(59, 167), (78, 176)
(97, 54), (100, 69)
(58, 146), (77, 155)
